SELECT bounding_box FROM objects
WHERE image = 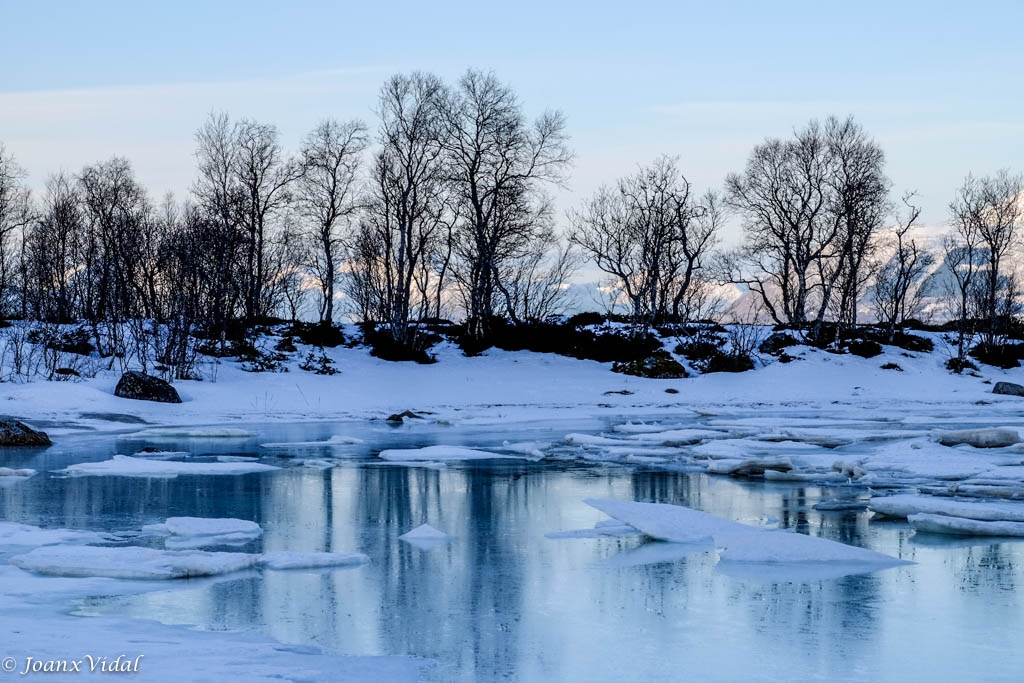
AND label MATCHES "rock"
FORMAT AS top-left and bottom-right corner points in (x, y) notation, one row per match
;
(114, 371), (182, 404)
(386, 410), (424, 423)
(936, 427), (1020, 449)
(994, 381), (1024, 397)
(0, 419), (51, 447)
